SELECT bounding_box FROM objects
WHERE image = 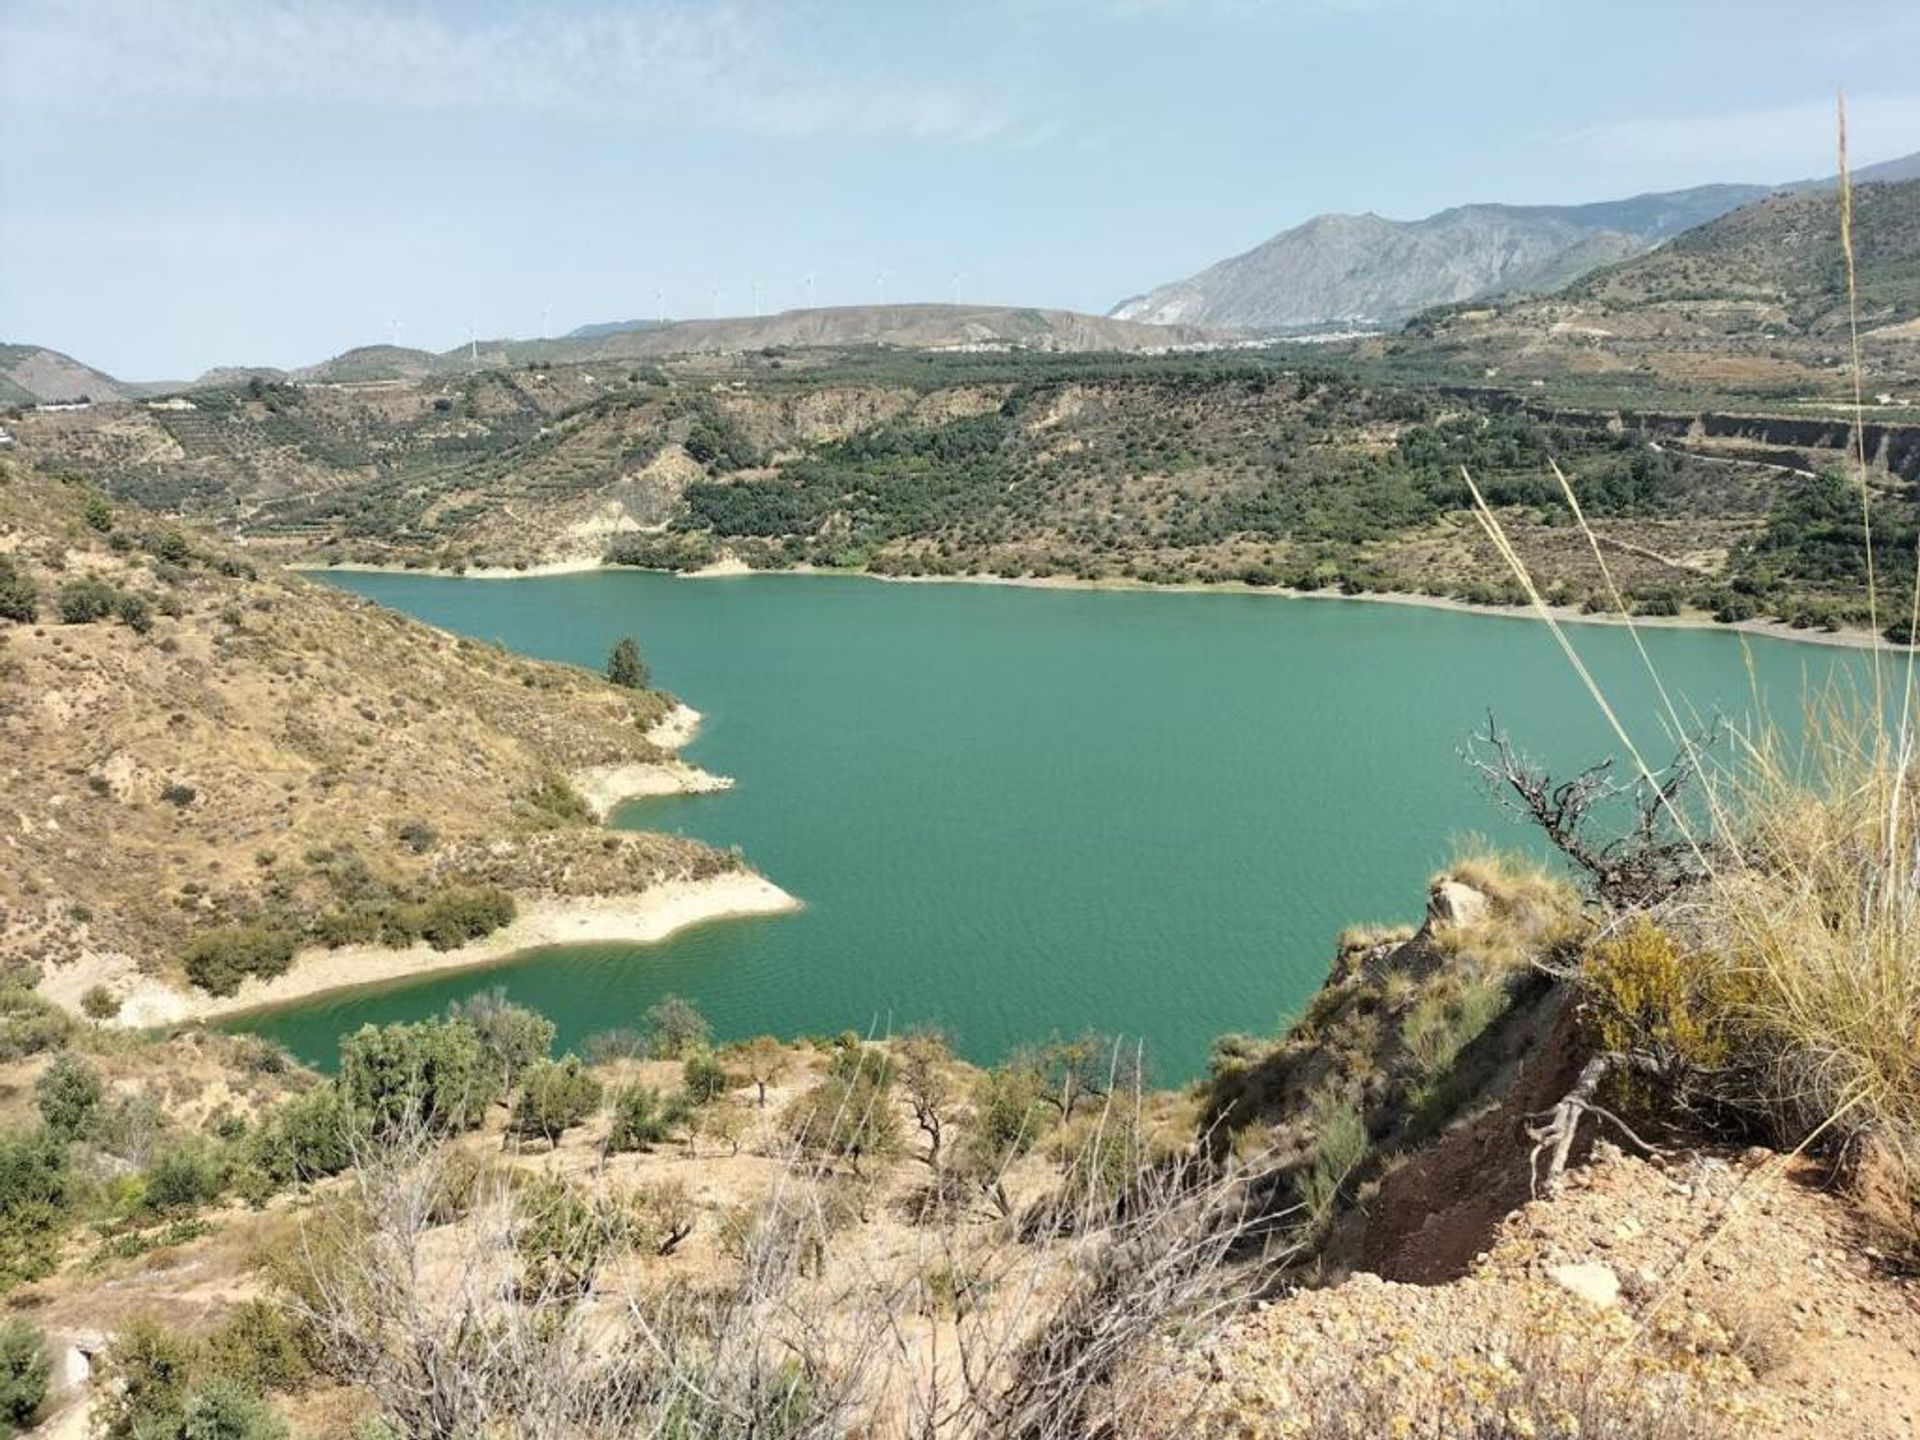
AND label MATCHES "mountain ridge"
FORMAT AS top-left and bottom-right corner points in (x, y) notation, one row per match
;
(1111, 151), (1920, 333)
